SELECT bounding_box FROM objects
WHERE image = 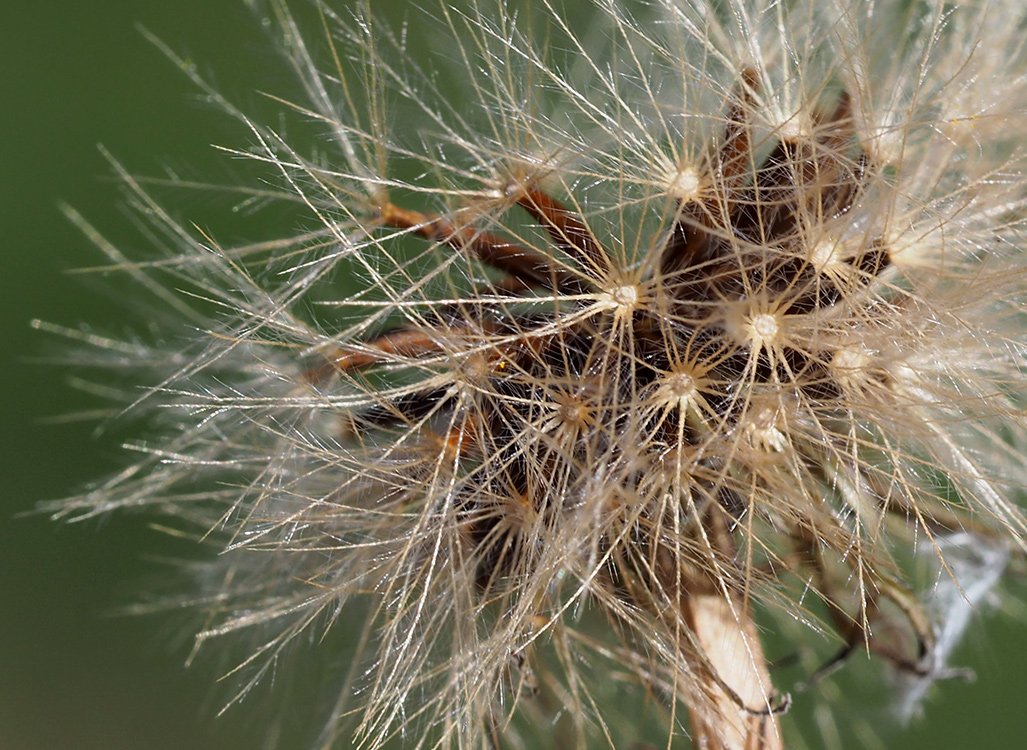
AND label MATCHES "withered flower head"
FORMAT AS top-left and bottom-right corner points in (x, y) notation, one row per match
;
(44, 0), (1026, 748)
